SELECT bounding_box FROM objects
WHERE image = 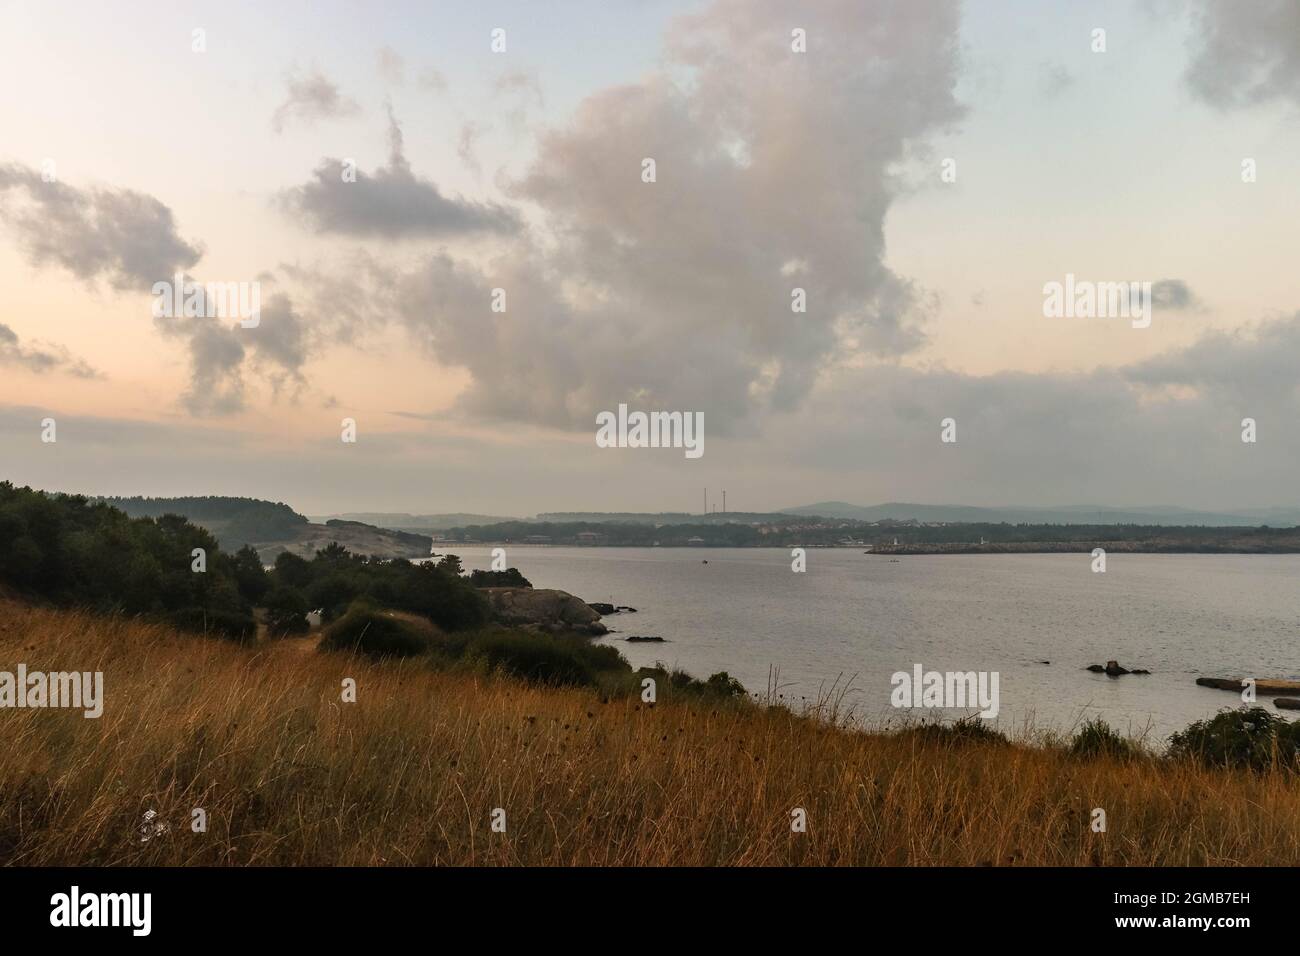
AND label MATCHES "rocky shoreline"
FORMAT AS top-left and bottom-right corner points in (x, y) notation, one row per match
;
(481, 587), (610, 636)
